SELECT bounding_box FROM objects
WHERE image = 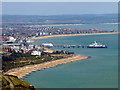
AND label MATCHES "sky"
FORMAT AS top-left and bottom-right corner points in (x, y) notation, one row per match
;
(2, 2), (118, 15)
(2, 0), (120, 2)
